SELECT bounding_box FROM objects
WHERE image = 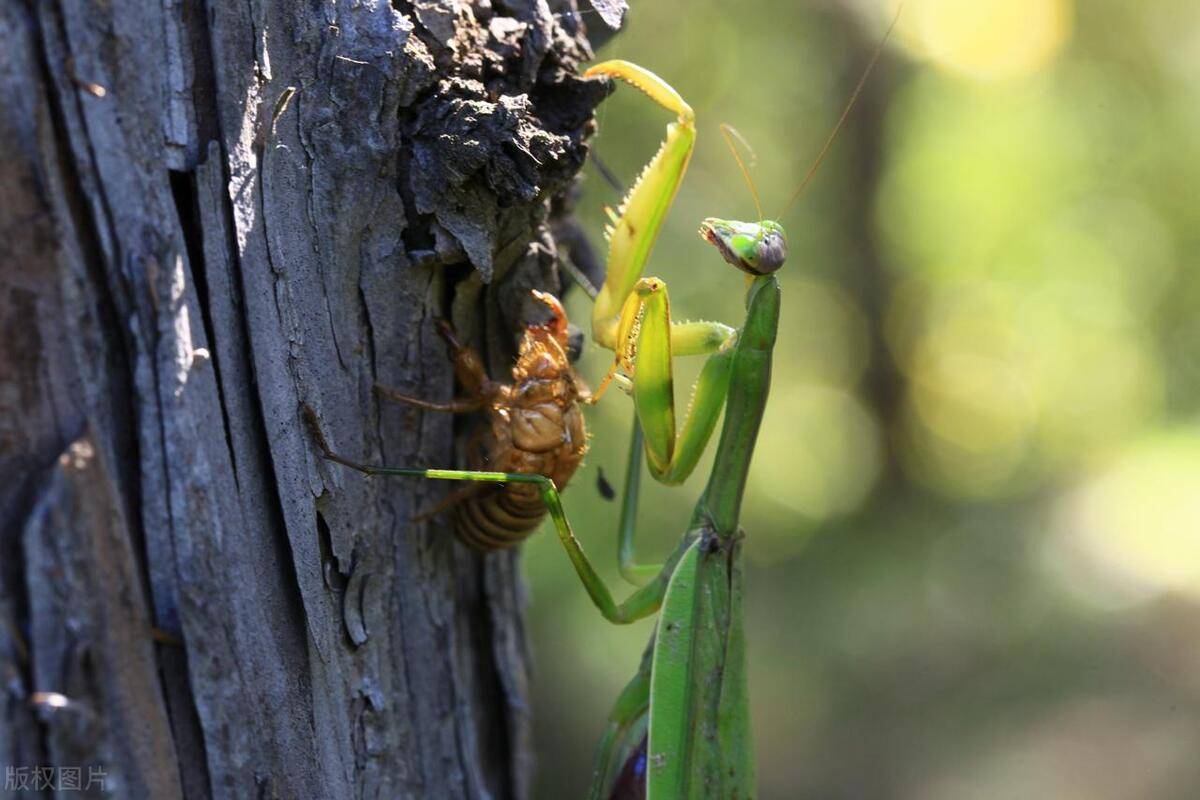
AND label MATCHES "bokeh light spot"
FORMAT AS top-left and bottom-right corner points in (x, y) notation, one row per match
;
(1047, 431), (1200, 606)
(751, 384), (882, 525)
(776, 276), (871, 387)
(907, 0), (1073, 81)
